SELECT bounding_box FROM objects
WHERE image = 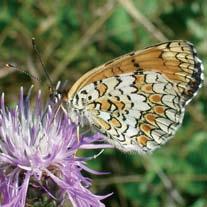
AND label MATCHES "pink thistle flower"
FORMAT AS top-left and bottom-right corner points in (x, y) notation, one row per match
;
(0, 87), (112, 207)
